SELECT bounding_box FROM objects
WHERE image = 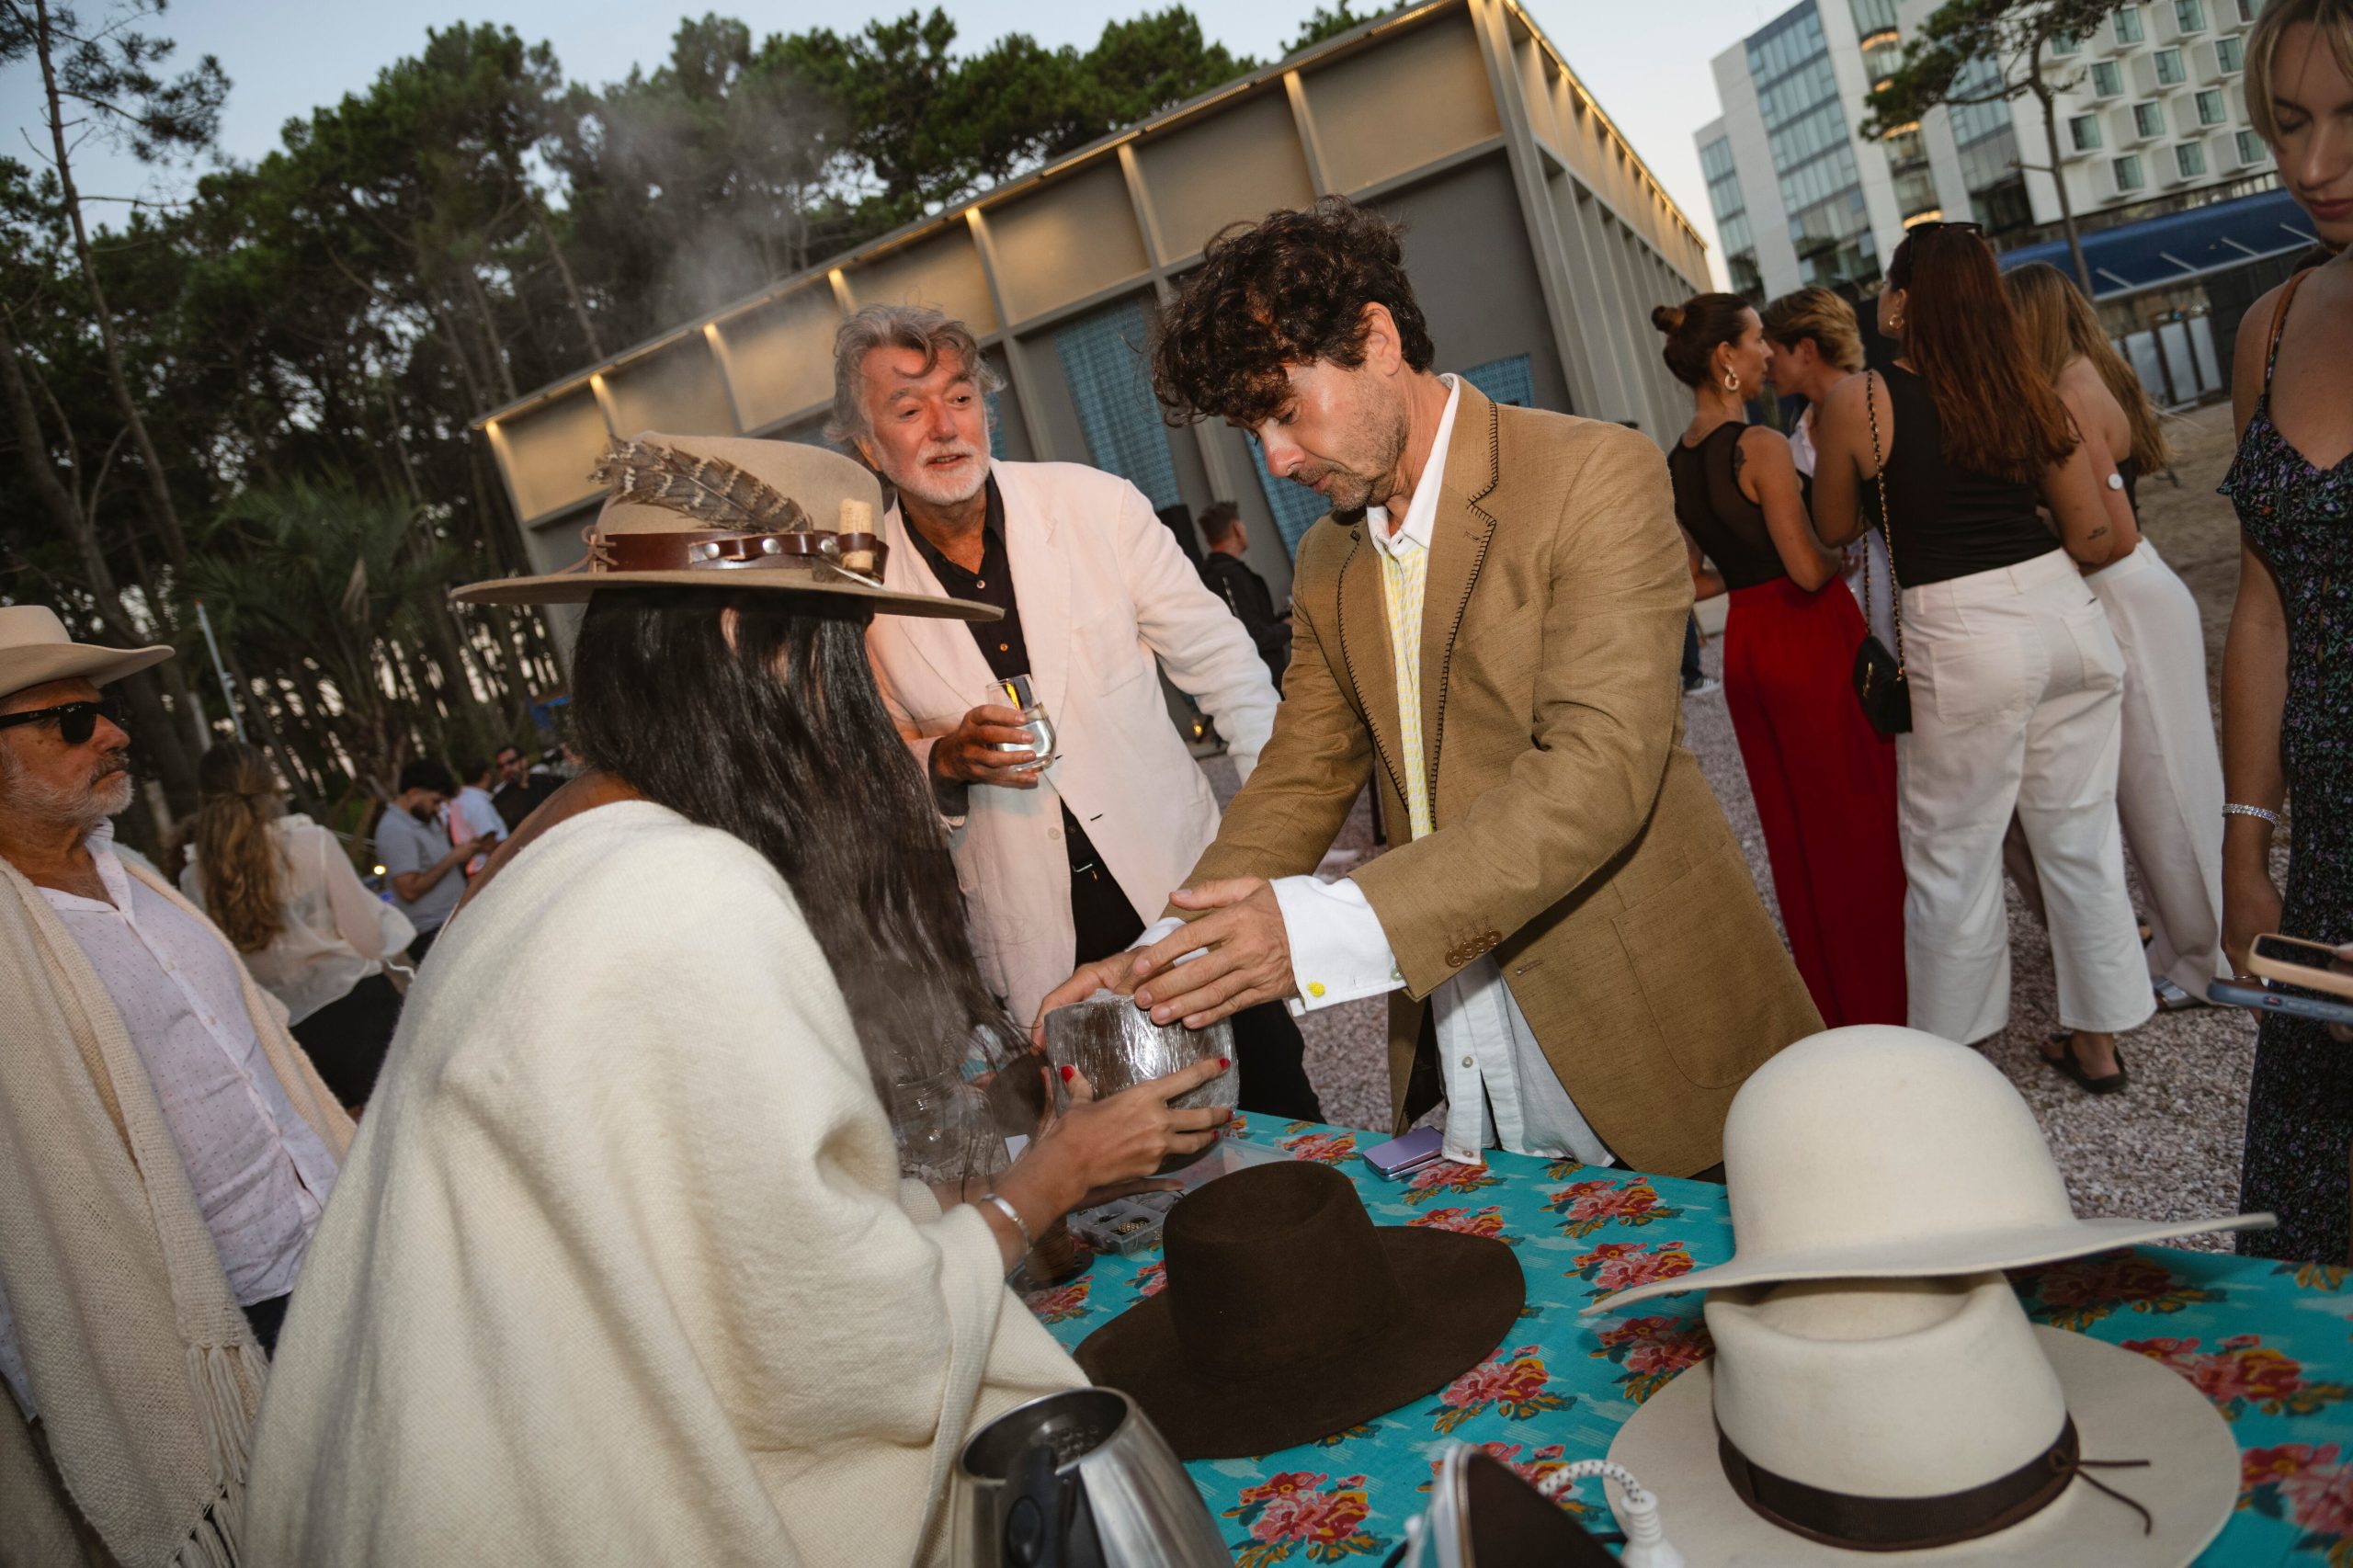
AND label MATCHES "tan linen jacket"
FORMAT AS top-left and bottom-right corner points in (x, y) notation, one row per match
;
(1179, 383), (1821, 1176)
